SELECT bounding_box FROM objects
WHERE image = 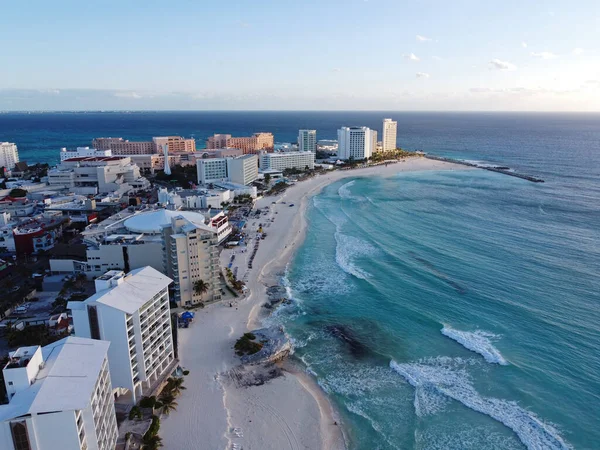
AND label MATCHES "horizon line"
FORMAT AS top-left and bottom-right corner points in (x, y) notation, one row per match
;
(1, 110), (599, 114)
